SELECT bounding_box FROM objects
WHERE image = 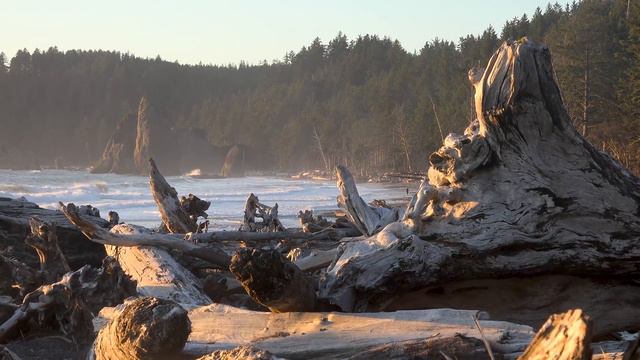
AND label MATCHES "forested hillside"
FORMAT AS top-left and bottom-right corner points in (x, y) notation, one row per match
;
(1, 0), (639, 175)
